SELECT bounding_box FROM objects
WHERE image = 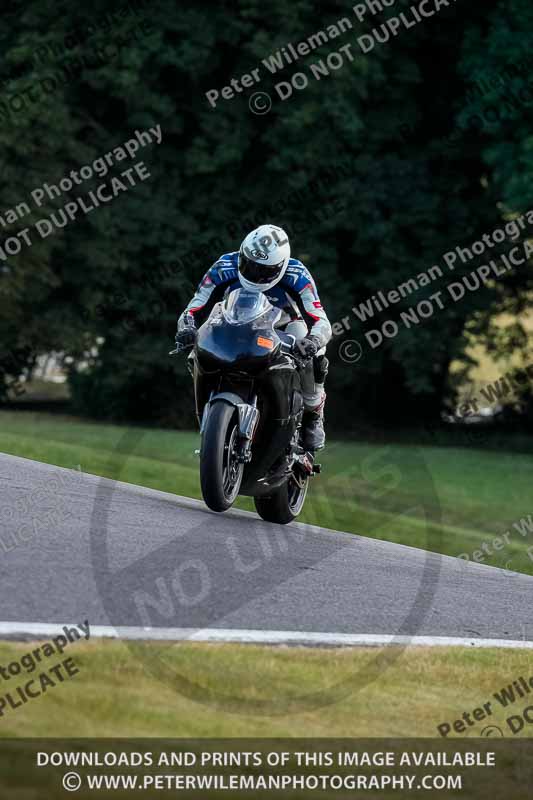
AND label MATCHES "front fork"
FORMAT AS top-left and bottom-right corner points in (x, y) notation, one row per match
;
(200, 392), (259, 464)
